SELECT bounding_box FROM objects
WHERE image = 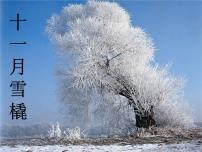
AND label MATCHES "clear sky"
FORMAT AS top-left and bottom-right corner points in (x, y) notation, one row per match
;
(1, 0), (202, 125)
